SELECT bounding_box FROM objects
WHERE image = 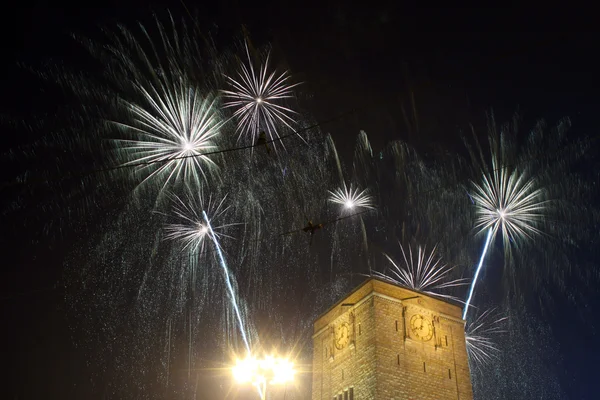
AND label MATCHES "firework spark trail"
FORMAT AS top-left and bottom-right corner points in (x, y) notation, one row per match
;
(202, 210), (251, 353)
(164, 192), (243, 377)
(463, 229), (493, 319)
